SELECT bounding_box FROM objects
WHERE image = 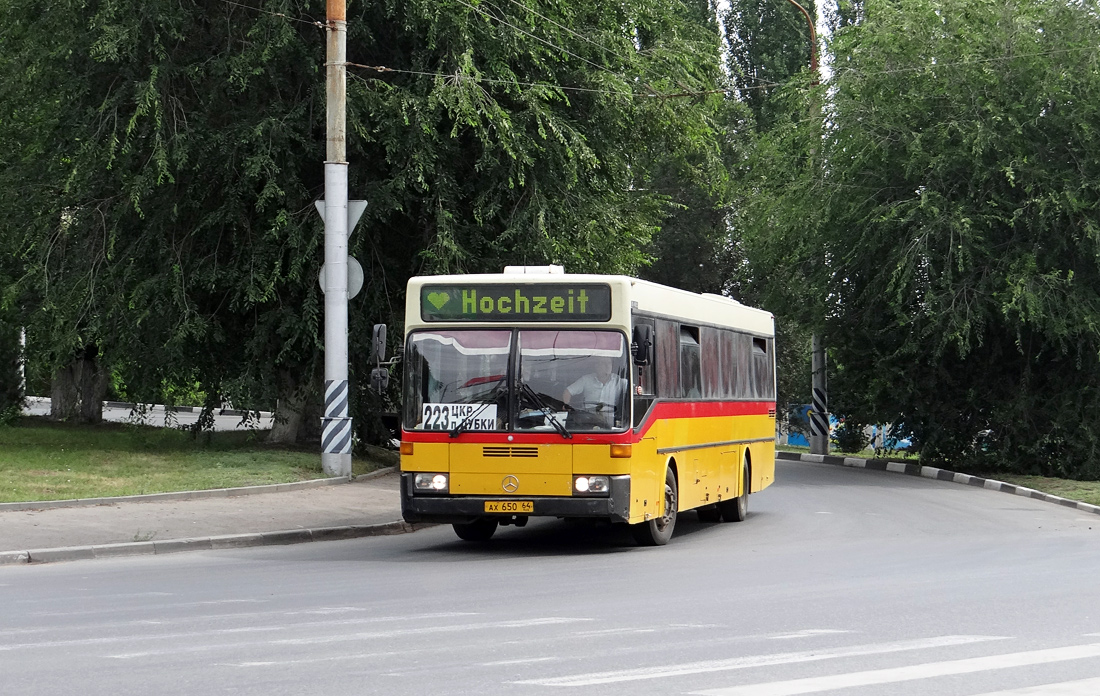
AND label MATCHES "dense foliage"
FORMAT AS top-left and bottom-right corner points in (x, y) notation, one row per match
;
(0, 0), (730, 441)
(742, 0), (1100, 477)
